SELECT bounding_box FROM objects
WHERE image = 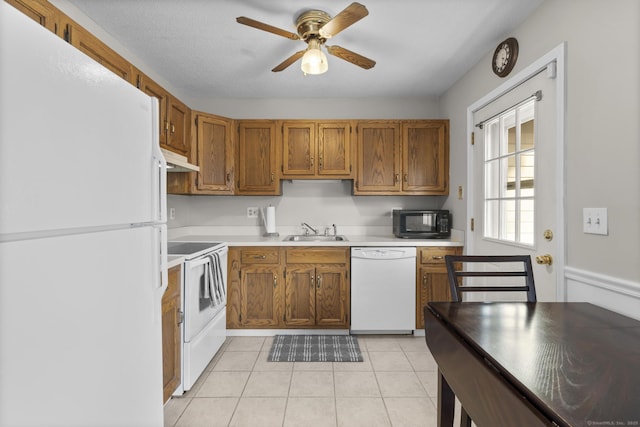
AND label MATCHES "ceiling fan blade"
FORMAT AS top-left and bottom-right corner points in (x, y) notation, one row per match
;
(319, 2), (369, 39)
(236, 16), (300, 40)
(272, 50), (306, 72)
(326, 45), (376, 70)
